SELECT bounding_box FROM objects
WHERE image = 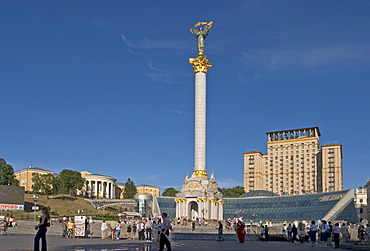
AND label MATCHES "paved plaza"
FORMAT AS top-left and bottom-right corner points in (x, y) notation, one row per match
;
(0, 233), (341, 251)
